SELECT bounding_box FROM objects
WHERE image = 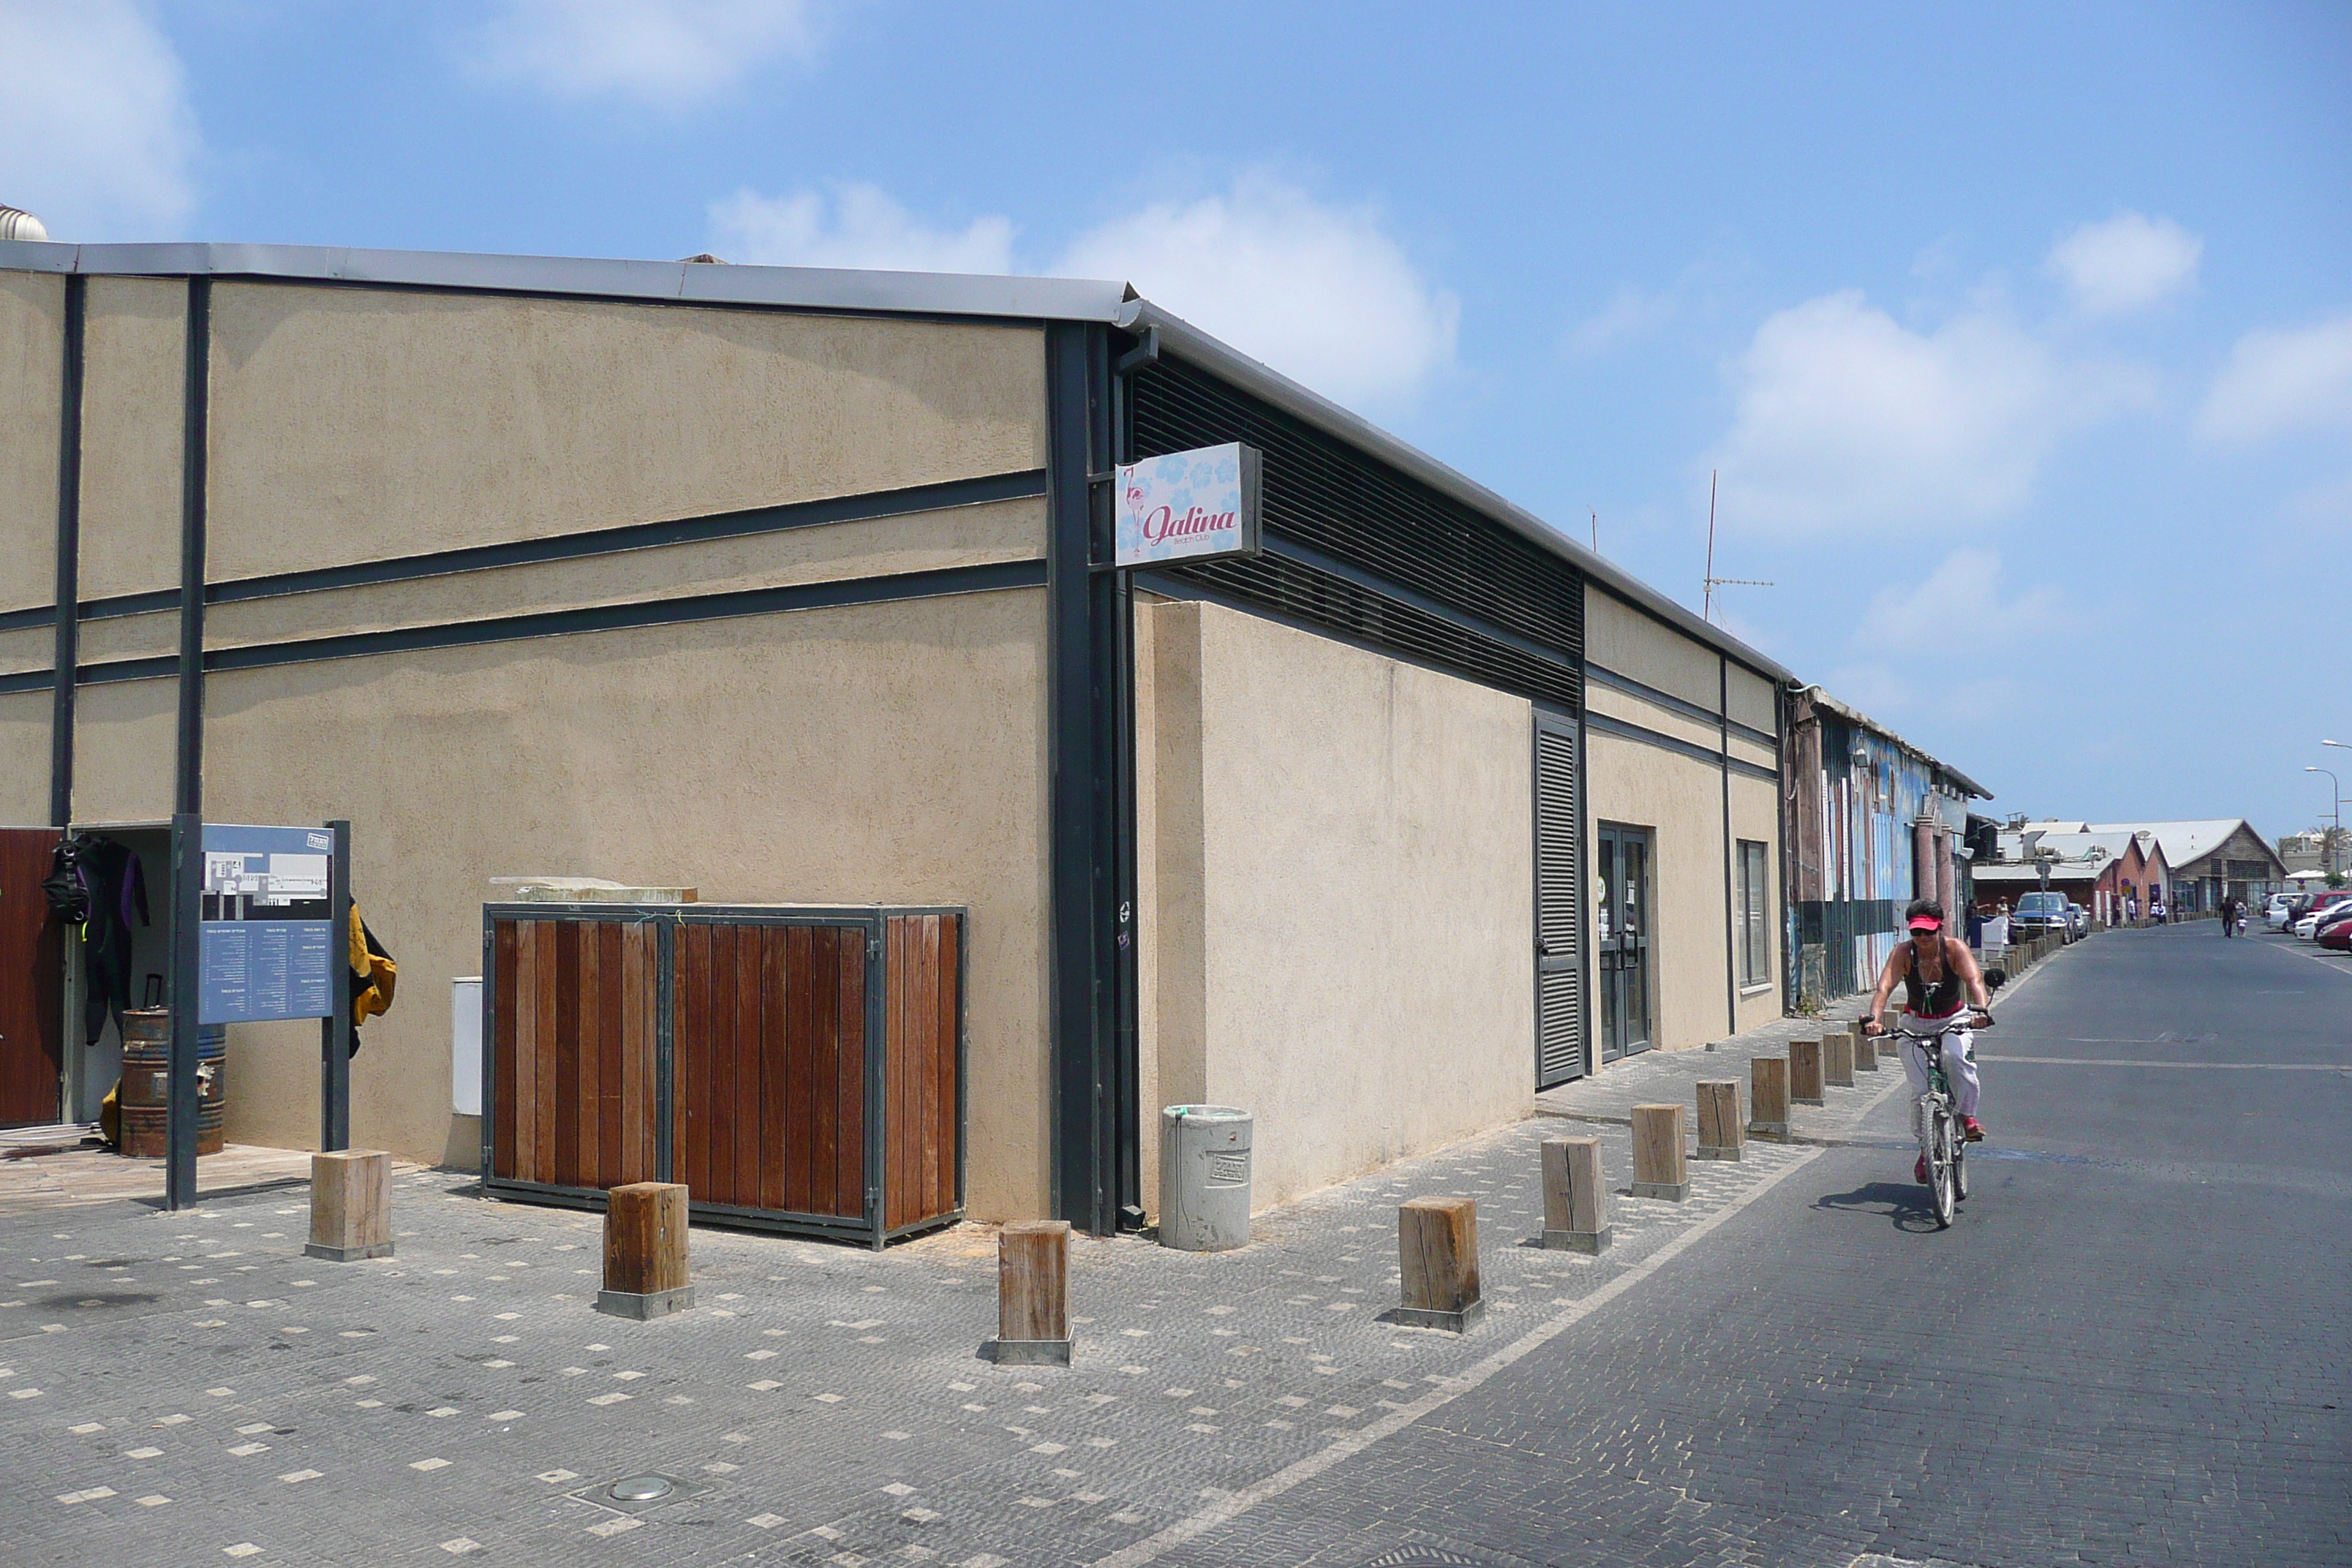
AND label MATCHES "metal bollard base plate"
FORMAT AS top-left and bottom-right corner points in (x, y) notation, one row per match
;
(1792, 1095), (1826, 1107)
(304, 1240), (393, 1263)
(1630, 1180), (1690, 1202)
(1392, 1300), (1485, 1333)
(1541, 1226), (1611, 1254)
(596, 1286), (695, 1321)
(1694, 1145), (1743, 1162)
(990, 1337), (1074, 1366)
(1748, 1120), (1790, 1139)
